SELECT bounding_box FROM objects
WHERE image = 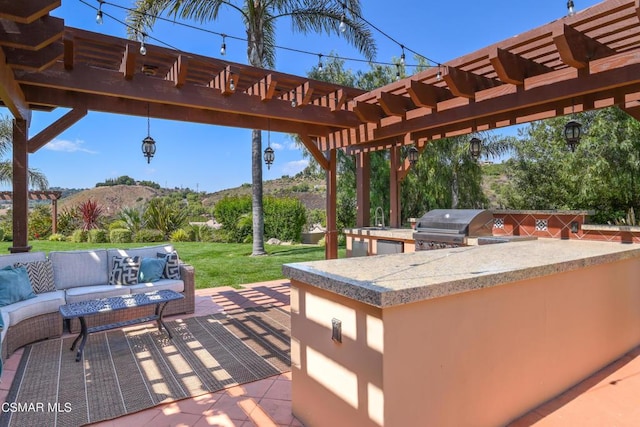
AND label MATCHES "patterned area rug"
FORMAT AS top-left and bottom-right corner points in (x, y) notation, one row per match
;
(0, 306), (291, 427)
